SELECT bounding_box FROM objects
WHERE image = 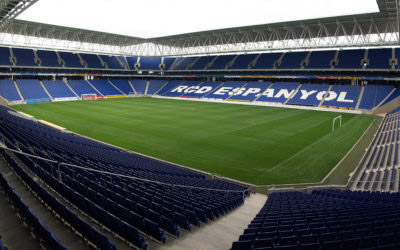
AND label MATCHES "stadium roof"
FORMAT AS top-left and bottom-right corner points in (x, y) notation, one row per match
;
(15, 0), (379, 39)
(0, 0), (37, 28)
(0, 0), (397, 56)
